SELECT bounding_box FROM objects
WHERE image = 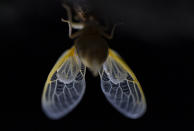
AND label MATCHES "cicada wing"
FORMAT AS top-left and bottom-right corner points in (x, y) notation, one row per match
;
(99, 49), (146, 119)
(42, 46), (86, 119)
